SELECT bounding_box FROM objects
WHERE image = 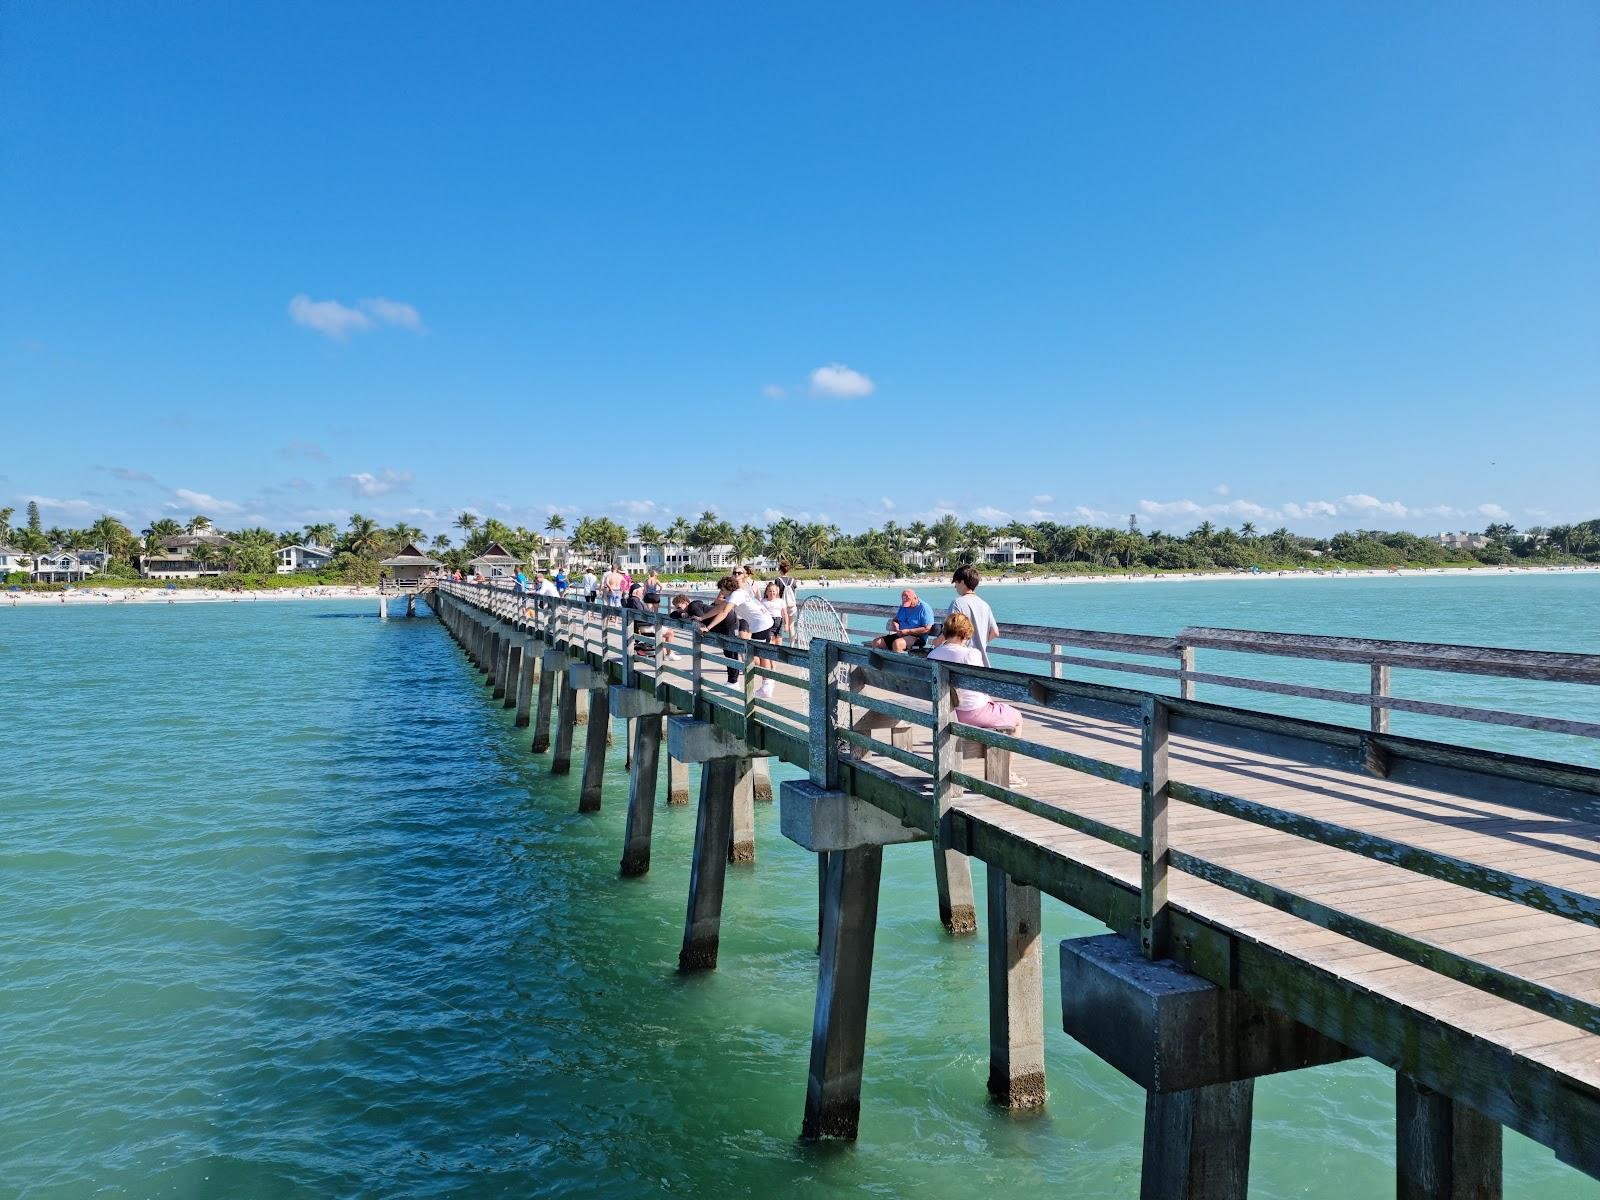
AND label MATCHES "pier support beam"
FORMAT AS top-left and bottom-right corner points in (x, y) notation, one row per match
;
(782, 779), (927, 1141)
(514, 637), (537, 727)
(486, 628), (502, 691)
(668, 754), (690, 806)
(614, 689), (668, 876)
(987, 863), (1045, 1109)
(931, 732), (983, 936)
(669, 717), (754, 971)
(531, 649), (562, 754)
(552, 667), (578, 775)
(1061, 935), (1355, 1200)
(1397, 1074), (1502, 1200)
(751, 756), (772, 802)
(729, 759), (758, 863)
(378, 595), (388, 620)
(500, 635), (520, 706)
(572, 664), (610, 812)
(678, 755), (747, 971)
